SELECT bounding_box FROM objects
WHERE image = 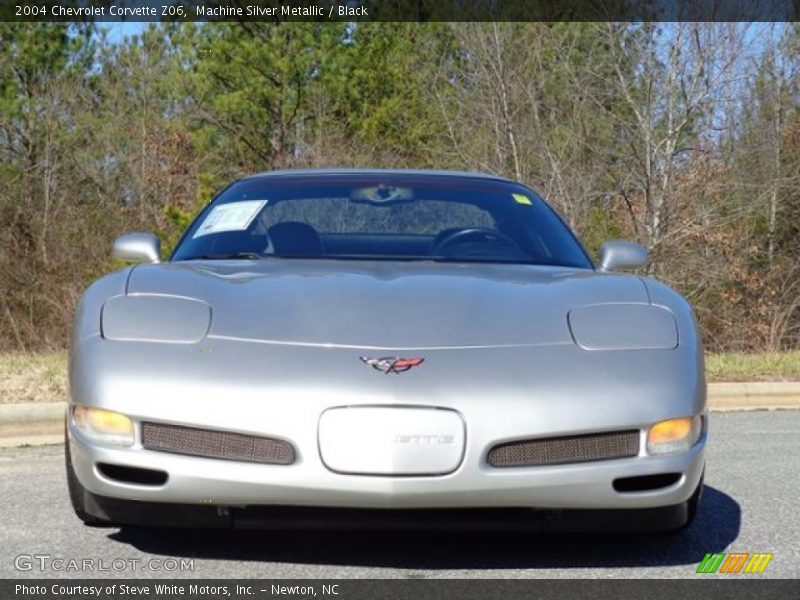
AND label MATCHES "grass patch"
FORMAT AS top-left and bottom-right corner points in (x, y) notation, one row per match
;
(1, 350), (799, 404)
(0, 352), (67, 404)
(705, 351), (800, 382)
